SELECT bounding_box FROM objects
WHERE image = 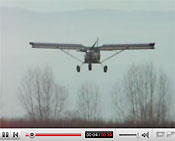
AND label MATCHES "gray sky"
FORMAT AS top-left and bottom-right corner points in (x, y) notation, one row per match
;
(0, 0), (174, 120)
(1, 0), (174, 12)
